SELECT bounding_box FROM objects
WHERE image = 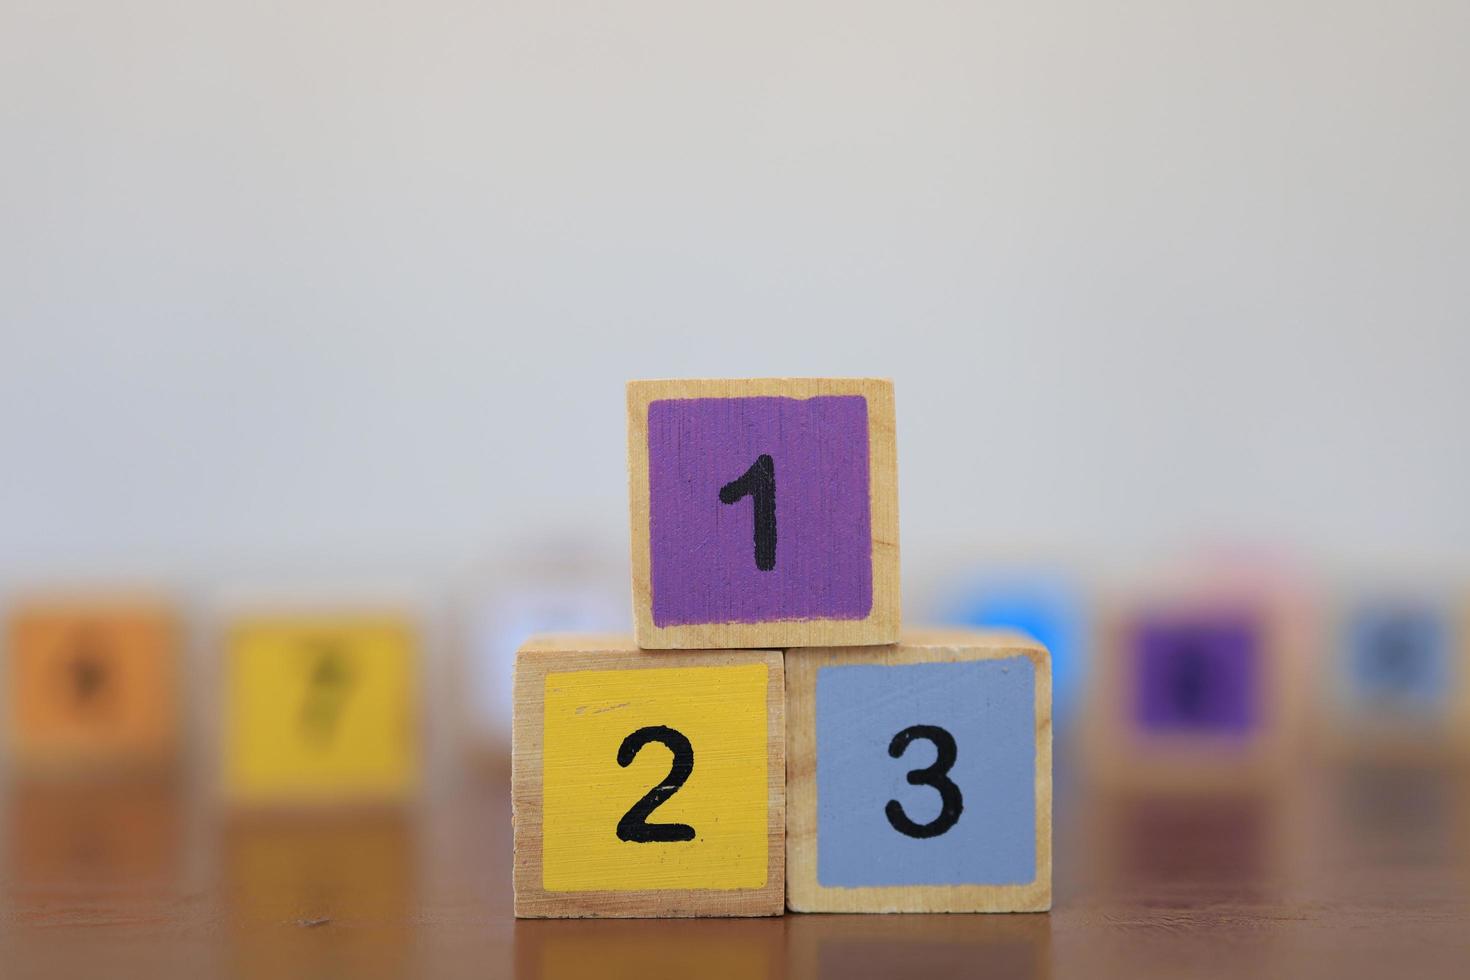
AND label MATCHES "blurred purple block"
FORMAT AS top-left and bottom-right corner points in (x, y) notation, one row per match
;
(1132, 614), (1260, 735)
